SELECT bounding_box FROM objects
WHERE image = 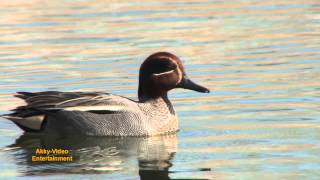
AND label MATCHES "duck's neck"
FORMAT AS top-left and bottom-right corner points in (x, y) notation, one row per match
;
(138, 93), (170, 102)
(139, 94), (176, 116)
(138, 79), (168, 101)
(138, 86), (167, 102)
